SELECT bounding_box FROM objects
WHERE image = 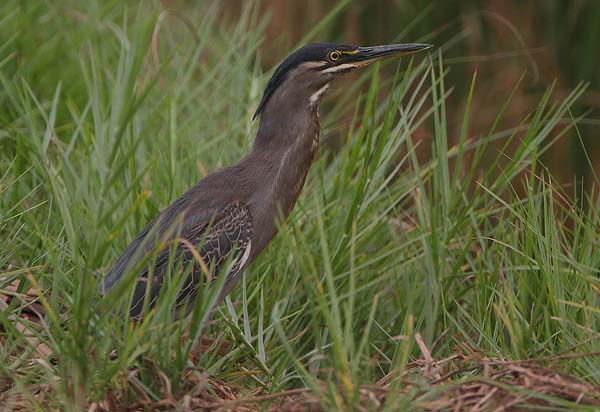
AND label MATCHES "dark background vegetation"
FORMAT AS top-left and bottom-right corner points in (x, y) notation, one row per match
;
(225, 0), (599, 196)
(5, 0), (599, 190)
